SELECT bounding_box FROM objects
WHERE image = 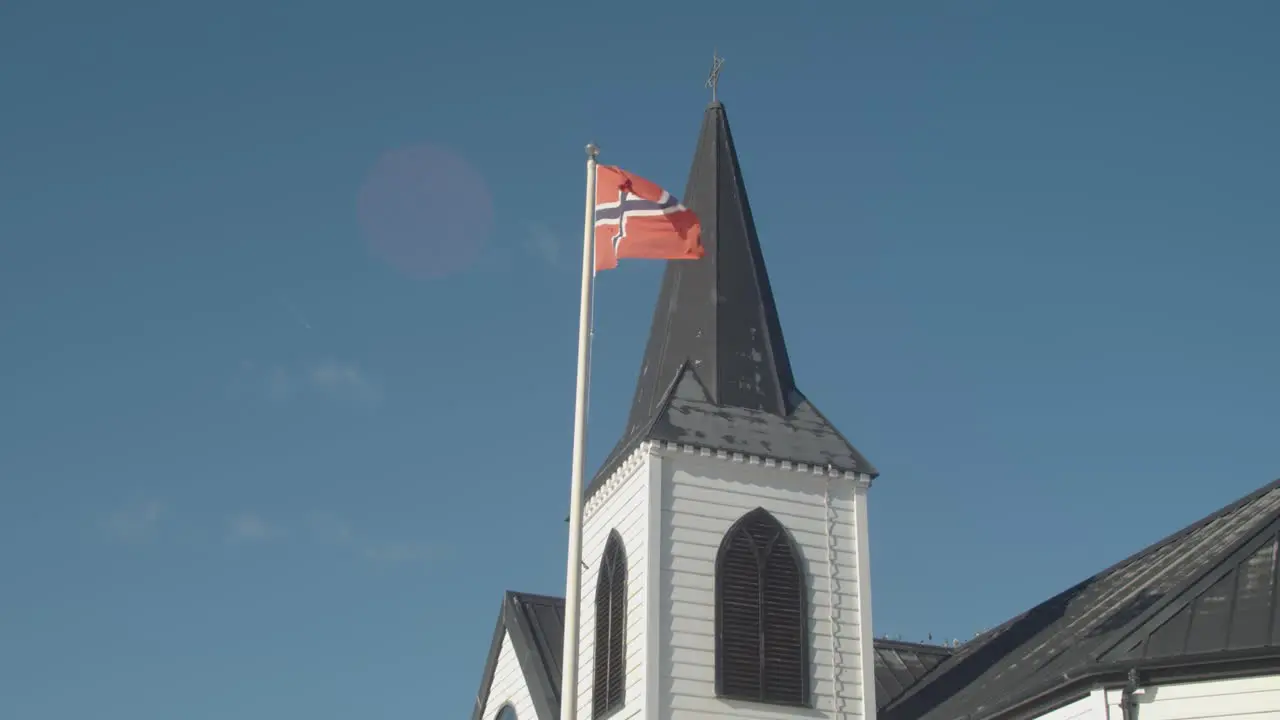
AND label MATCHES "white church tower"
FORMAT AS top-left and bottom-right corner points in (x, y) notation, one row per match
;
(571, 101), (880, 720)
